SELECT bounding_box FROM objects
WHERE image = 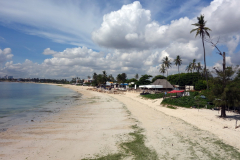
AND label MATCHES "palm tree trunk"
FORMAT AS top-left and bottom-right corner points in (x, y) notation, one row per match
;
(178, 65), (180, 84)
(202, 35), (209, 90)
